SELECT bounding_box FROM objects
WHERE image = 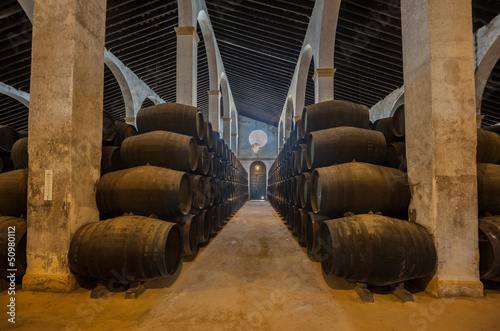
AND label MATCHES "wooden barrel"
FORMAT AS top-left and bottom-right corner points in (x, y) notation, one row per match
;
(97, 166), (192, 219)
(477, 130), (500, 164)
(303, 100), (369, 135)
(300, 172), (312, 209)
(0, 125), (18, 153)
(101, 146), (122, 175)
(306, 127), (386, 170)
(202, 121), (213, 149)
(306, 212), (331, 260)
(206, 177), (215, 207)
(0, 169), (27, 217)
(479, 216), (500, 281)
(311, 162), (410, 218)
(136, 103), (205, 141)
(113, 121), (138, 147)
(391, 105), (405, 137)
(102, 111), (116, 142)
(384, 142), (407, 172)
(320, 214), (437, 286)
(297, 208), (309, 247)
(478, 163), (500, 214)
(207, 152), (215, 177)
(208, 205), (219, 234)
(295, 118), (306, 145)
(121, 131), (198, 173)
(371, 117), (397, 144)
(0, 155), (13, 173)
(175, 214), (199, 256)
(197, 145), (209, 175)
(68, 216), (182, 281)
(0, 216), (26, 277)
(210, 131), (219, 153)
(17, 131), (28, 139)
(482, 124), (500, 135)
(195, 210), (211, 244)
(190, 175), (206, 210)
(11, 137), (28, 169)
